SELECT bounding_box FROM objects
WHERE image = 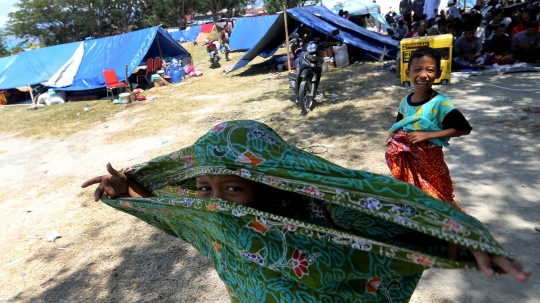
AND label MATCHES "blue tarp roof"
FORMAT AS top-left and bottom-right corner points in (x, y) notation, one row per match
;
(0, 55), (17, 78)
(230, 6), (398, 72)
(229, 15), (279, 51)
(169, 25), (203, 42)
(63, 27), (190, 90)
(0, 26), (190, 91)
(0, 42), (82, 90)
